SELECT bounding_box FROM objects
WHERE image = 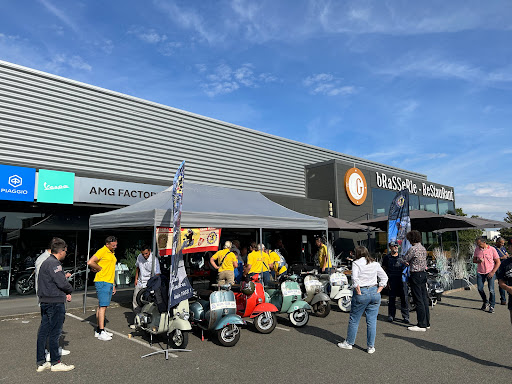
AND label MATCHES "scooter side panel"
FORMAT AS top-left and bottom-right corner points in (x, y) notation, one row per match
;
(286, 300), (311, 313)
(250, 303), (278, 318)
(333, 288), (353, 300)
(310, 292), (330, 306)
(212, 314), (244, 330)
